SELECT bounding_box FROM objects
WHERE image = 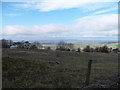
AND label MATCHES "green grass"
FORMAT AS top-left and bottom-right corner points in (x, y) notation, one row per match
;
(2, 49), (118, 88)
(43, 43), (119, 50)
(74, 43), (119, 49)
